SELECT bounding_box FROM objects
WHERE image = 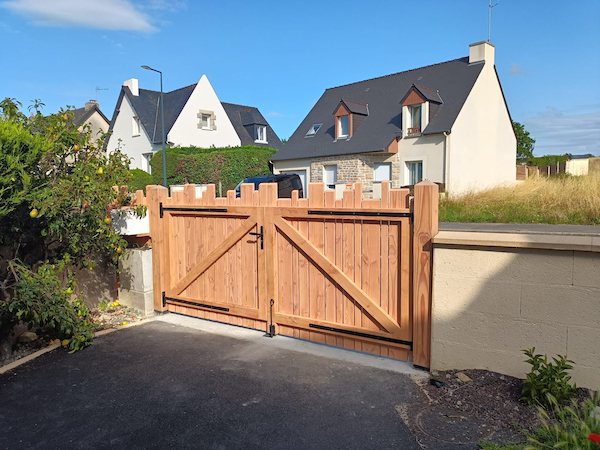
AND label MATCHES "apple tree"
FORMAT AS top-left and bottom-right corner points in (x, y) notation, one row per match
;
(0, 98), (138, 352)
